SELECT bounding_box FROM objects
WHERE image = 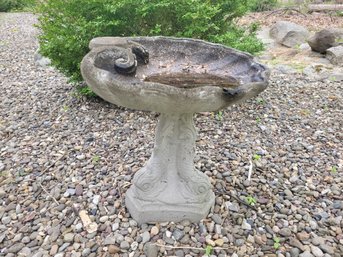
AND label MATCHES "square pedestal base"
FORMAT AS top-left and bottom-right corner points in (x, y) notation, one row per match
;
(125, 188), (215, 224)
